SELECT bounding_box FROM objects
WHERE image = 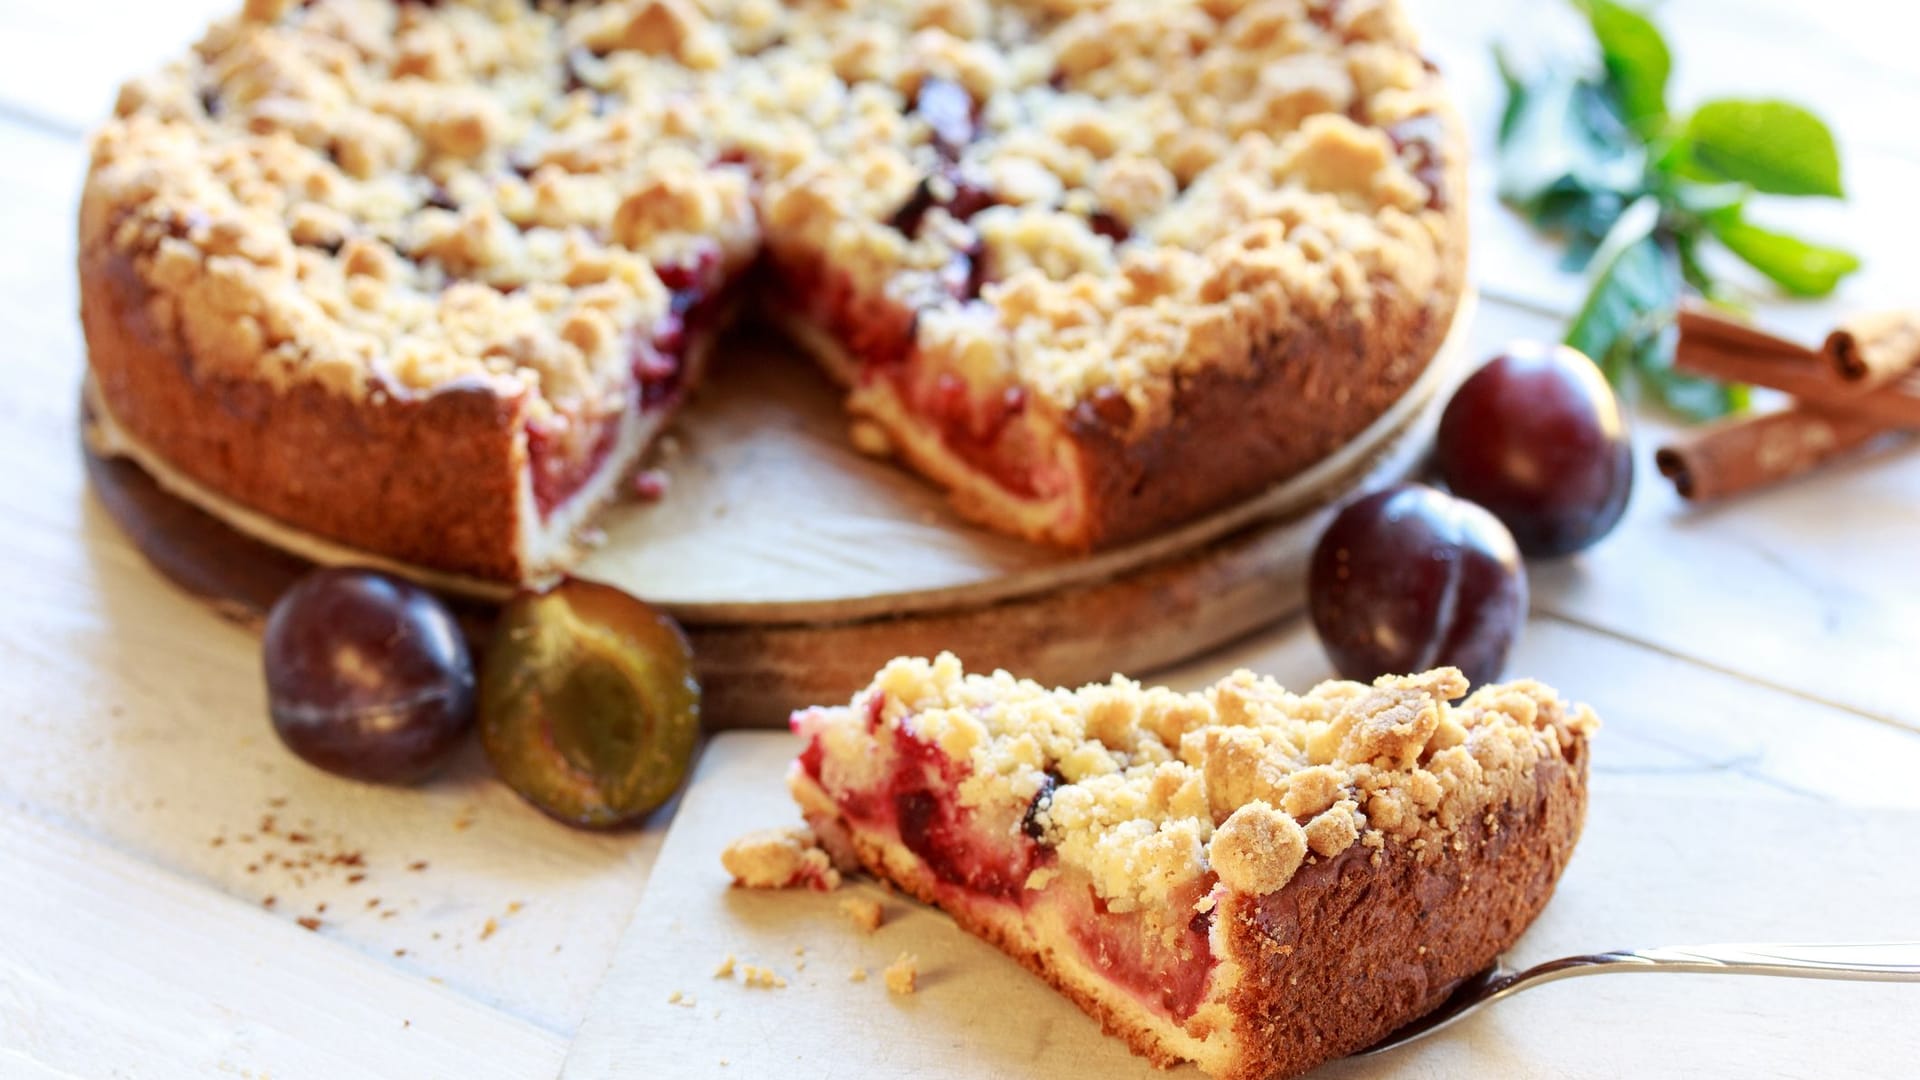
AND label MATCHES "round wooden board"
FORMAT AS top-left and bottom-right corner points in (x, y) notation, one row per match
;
(84, 296), (1473, 725)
